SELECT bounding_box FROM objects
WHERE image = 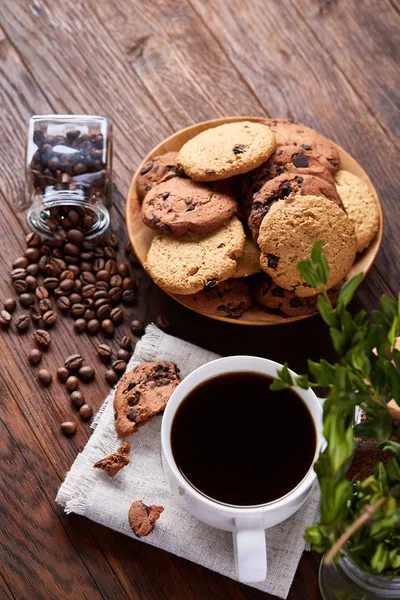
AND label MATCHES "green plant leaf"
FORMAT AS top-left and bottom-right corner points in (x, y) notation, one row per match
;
(337, 273), (364, 310)
(317, 295), (337, 327)
(379, 441), (400, 460)
(371, 543), (389, 573)
(330, 328), (348, 355)
(380, 295), (397, 322)
(308, 359), (336, 387)
(311, 239), (323, 263)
